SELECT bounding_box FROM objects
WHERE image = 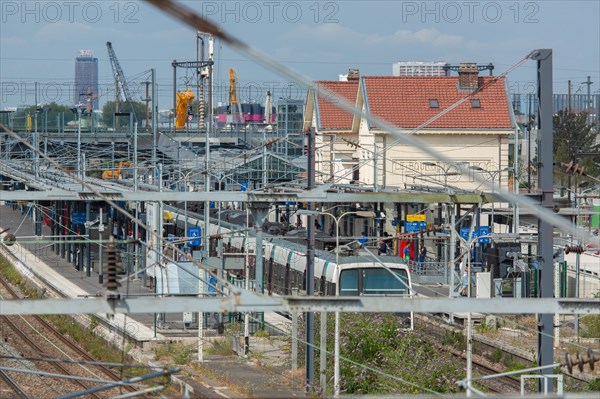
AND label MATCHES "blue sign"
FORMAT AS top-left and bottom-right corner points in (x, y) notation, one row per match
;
(405, 222), (427, 233)
(459, 227), (470, 240)
(459, 226), (491, 244)
(188, 227), (201, 246)
(207, 275), (217, 295)
(72, 212), (86, 225)
(459, 227), (479, 240)
(478, 226), (491, 244)
(240, 182), (248, 192)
